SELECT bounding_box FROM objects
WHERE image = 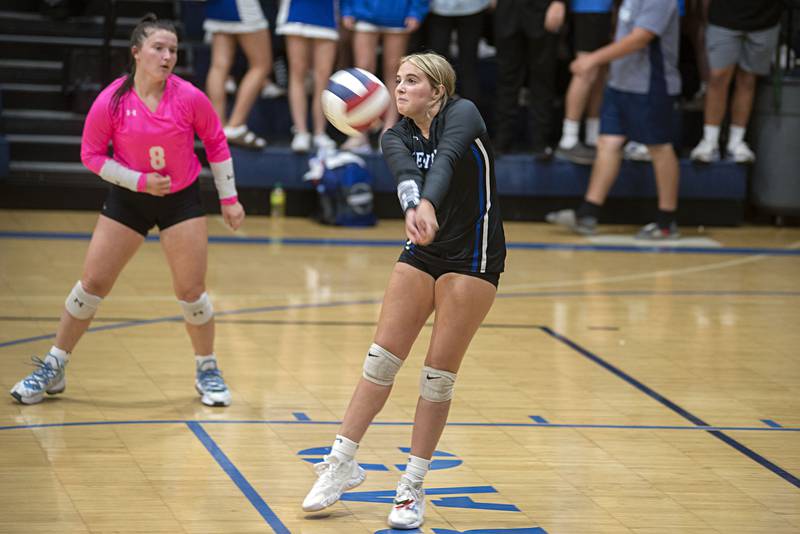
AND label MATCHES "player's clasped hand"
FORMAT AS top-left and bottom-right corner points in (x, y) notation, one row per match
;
(221, 201), (245, 231)
(145, 172), (171, 196)
(405, 199), (438, 246)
